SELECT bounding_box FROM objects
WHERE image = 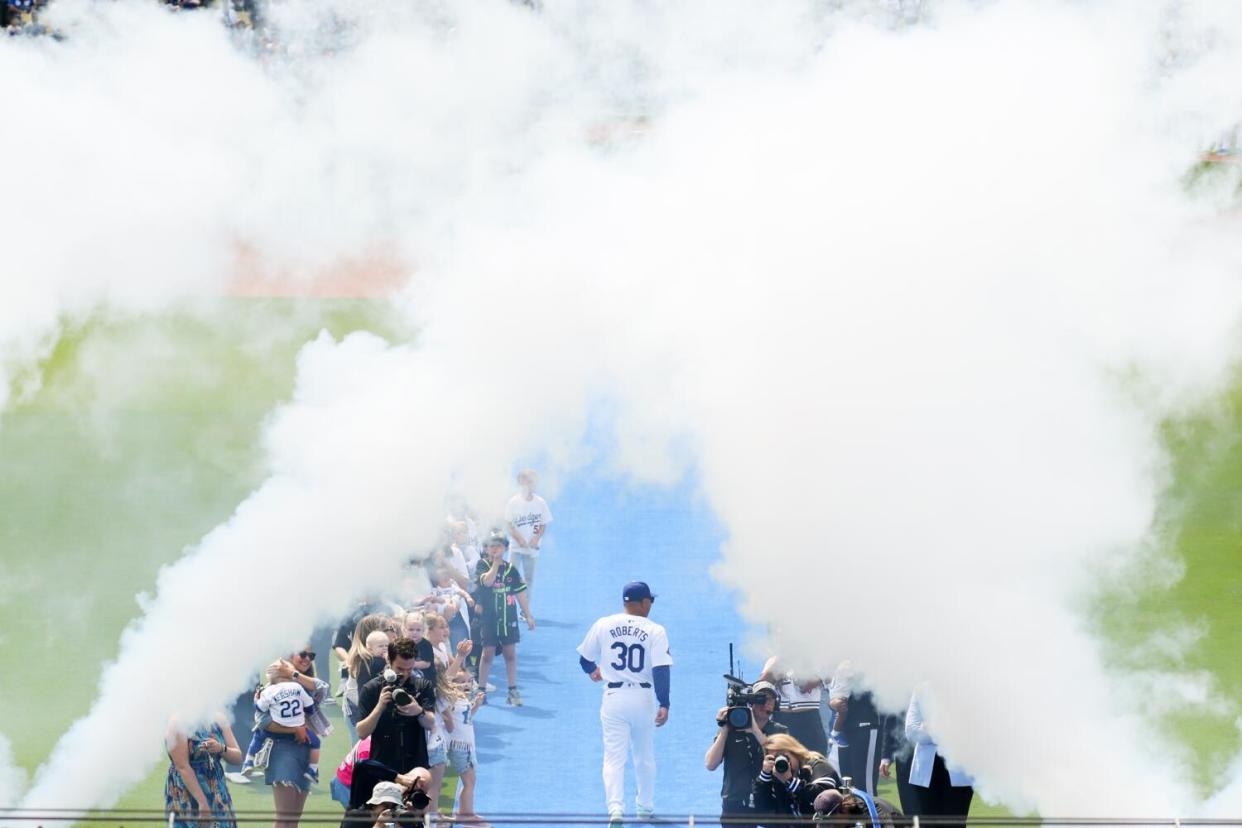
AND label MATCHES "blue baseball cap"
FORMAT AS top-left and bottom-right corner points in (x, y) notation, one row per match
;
(622, 581), (656, 602)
